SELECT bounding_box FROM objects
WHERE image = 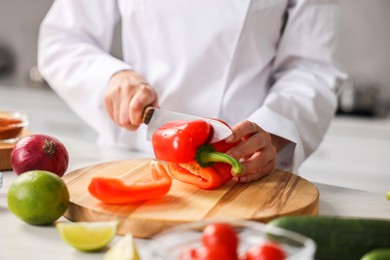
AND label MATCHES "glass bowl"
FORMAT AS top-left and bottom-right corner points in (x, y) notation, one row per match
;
(149, 218), (316, 260)
(0, 111), (29, 143)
